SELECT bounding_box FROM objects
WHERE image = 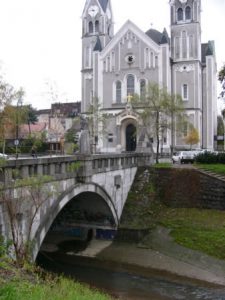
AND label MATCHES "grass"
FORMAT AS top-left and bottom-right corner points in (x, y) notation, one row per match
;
(158, 207), (225, 259)
(0, 258), (113, 300)
(195, 163), (225, 175)
(153, 163), (172, 168)
(122, 166), (225, 259)
(0, 277), (112, 300)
